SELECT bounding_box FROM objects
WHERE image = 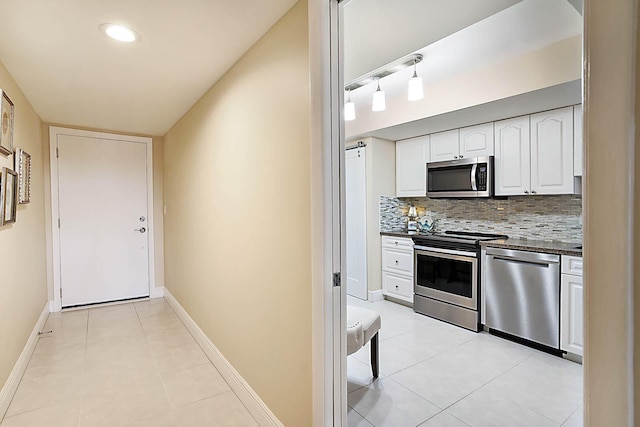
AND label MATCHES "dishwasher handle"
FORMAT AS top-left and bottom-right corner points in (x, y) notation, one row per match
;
(491, 256), (556, 267)
(486, 247), (560, 265)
